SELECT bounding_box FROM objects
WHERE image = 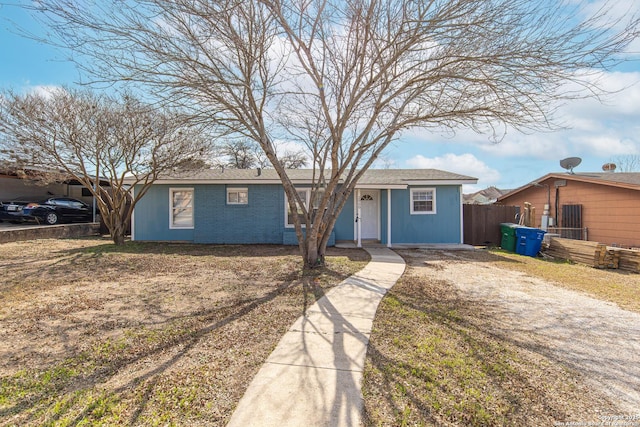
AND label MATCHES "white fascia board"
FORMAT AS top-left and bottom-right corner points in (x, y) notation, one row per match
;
(136, 179), (300, 185)
(355, 184), (407, 189)
(131, 179), (477, 187)
(405, 180), (478, 185)
(145, 180), (409, 188)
